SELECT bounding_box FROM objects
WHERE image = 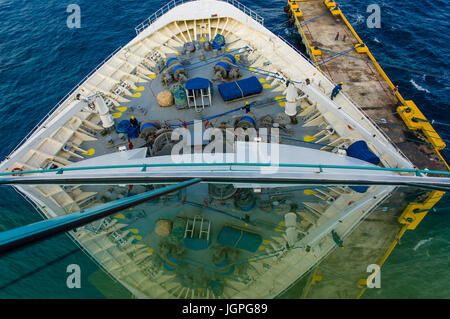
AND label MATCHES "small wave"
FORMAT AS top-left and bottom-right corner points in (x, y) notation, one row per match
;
(355, 14), (364, 24)
(413, 237), (433, 251)
(373, 37), (380, 43)
(348, 13), (365, 25)
(410, 79), (430, 94)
